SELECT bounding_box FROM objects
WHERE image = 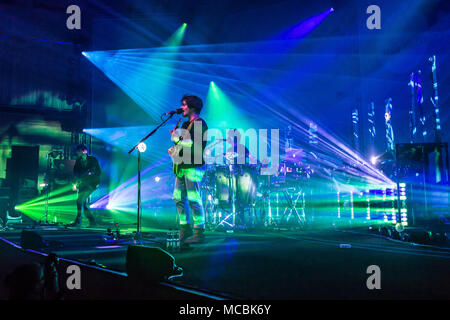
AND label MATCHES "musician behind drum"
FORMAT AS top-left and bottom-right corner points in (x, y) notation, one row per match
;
(69, 144), (101, 228)
(226, 129), (257, 165)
